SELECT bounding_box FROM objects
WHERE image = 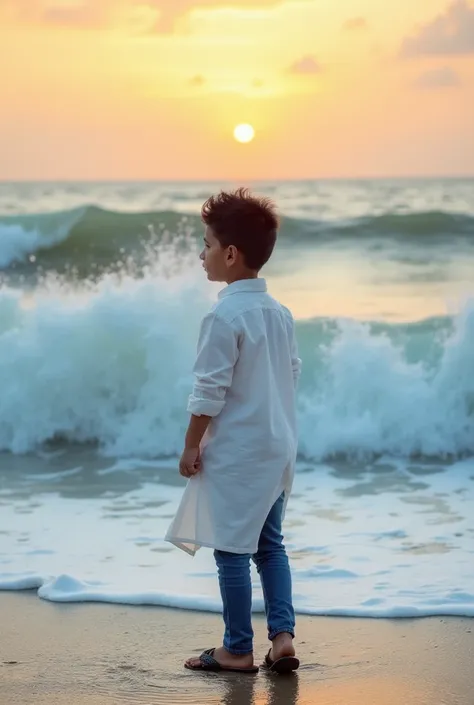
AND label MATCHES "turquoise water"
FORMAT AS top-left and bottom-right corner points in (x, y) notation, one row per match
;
(0, 179), (473, 617)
